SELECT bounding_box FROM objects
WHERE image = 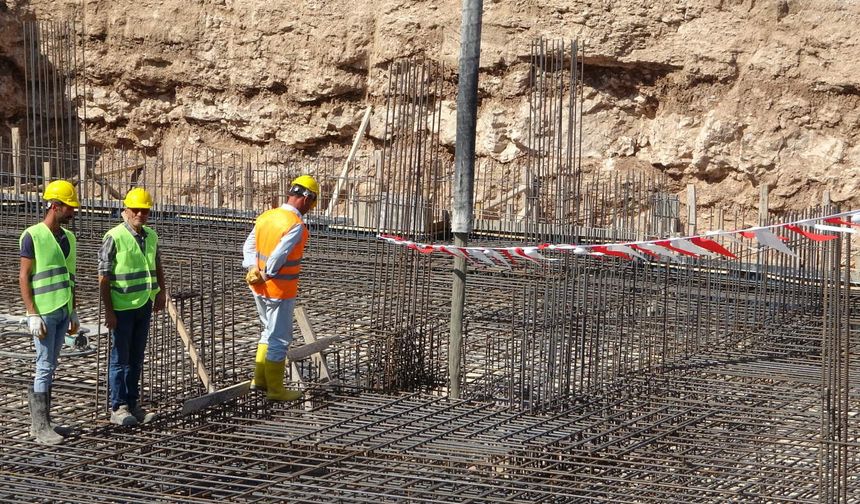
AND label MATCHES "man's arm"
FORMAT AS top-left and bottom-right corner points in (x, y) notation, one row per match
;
(153, 251), (166, 312)
(265, 223), (303, 276)
(19, 256), (36, 315)
(98, 274), (117, 330)
(68, 284), (79, 334)
(69, 234), (78, 333)
(19, 232), (37, 314)
(98, 236), (118, 330)
(20, 256), (47, 339)
(242, 227), (257, 269)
